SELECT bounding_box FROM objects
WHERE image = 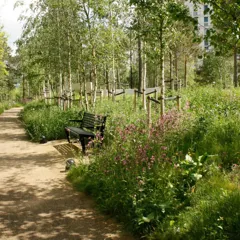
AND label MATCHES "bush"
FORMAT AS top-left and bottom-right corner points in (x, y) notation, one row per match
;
(68, 109), (217, 236)
(156, 170), (240, 240)
(68, 87), (240, 238)
(20, 102), (79, 141)
(20, 88), (240, 239)
(0, 101), (22, 114)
